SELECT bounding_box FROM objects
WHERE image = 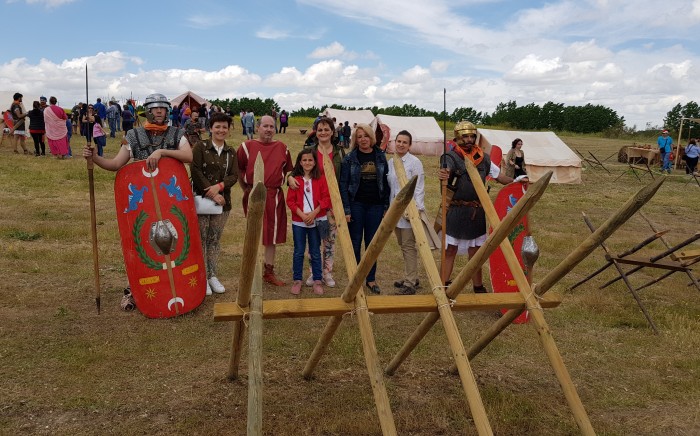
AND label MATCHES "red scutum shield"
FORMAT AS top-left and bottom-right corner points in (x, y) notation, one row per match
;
(489, 182), (530, 323)
(114, 157), (206, 318)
